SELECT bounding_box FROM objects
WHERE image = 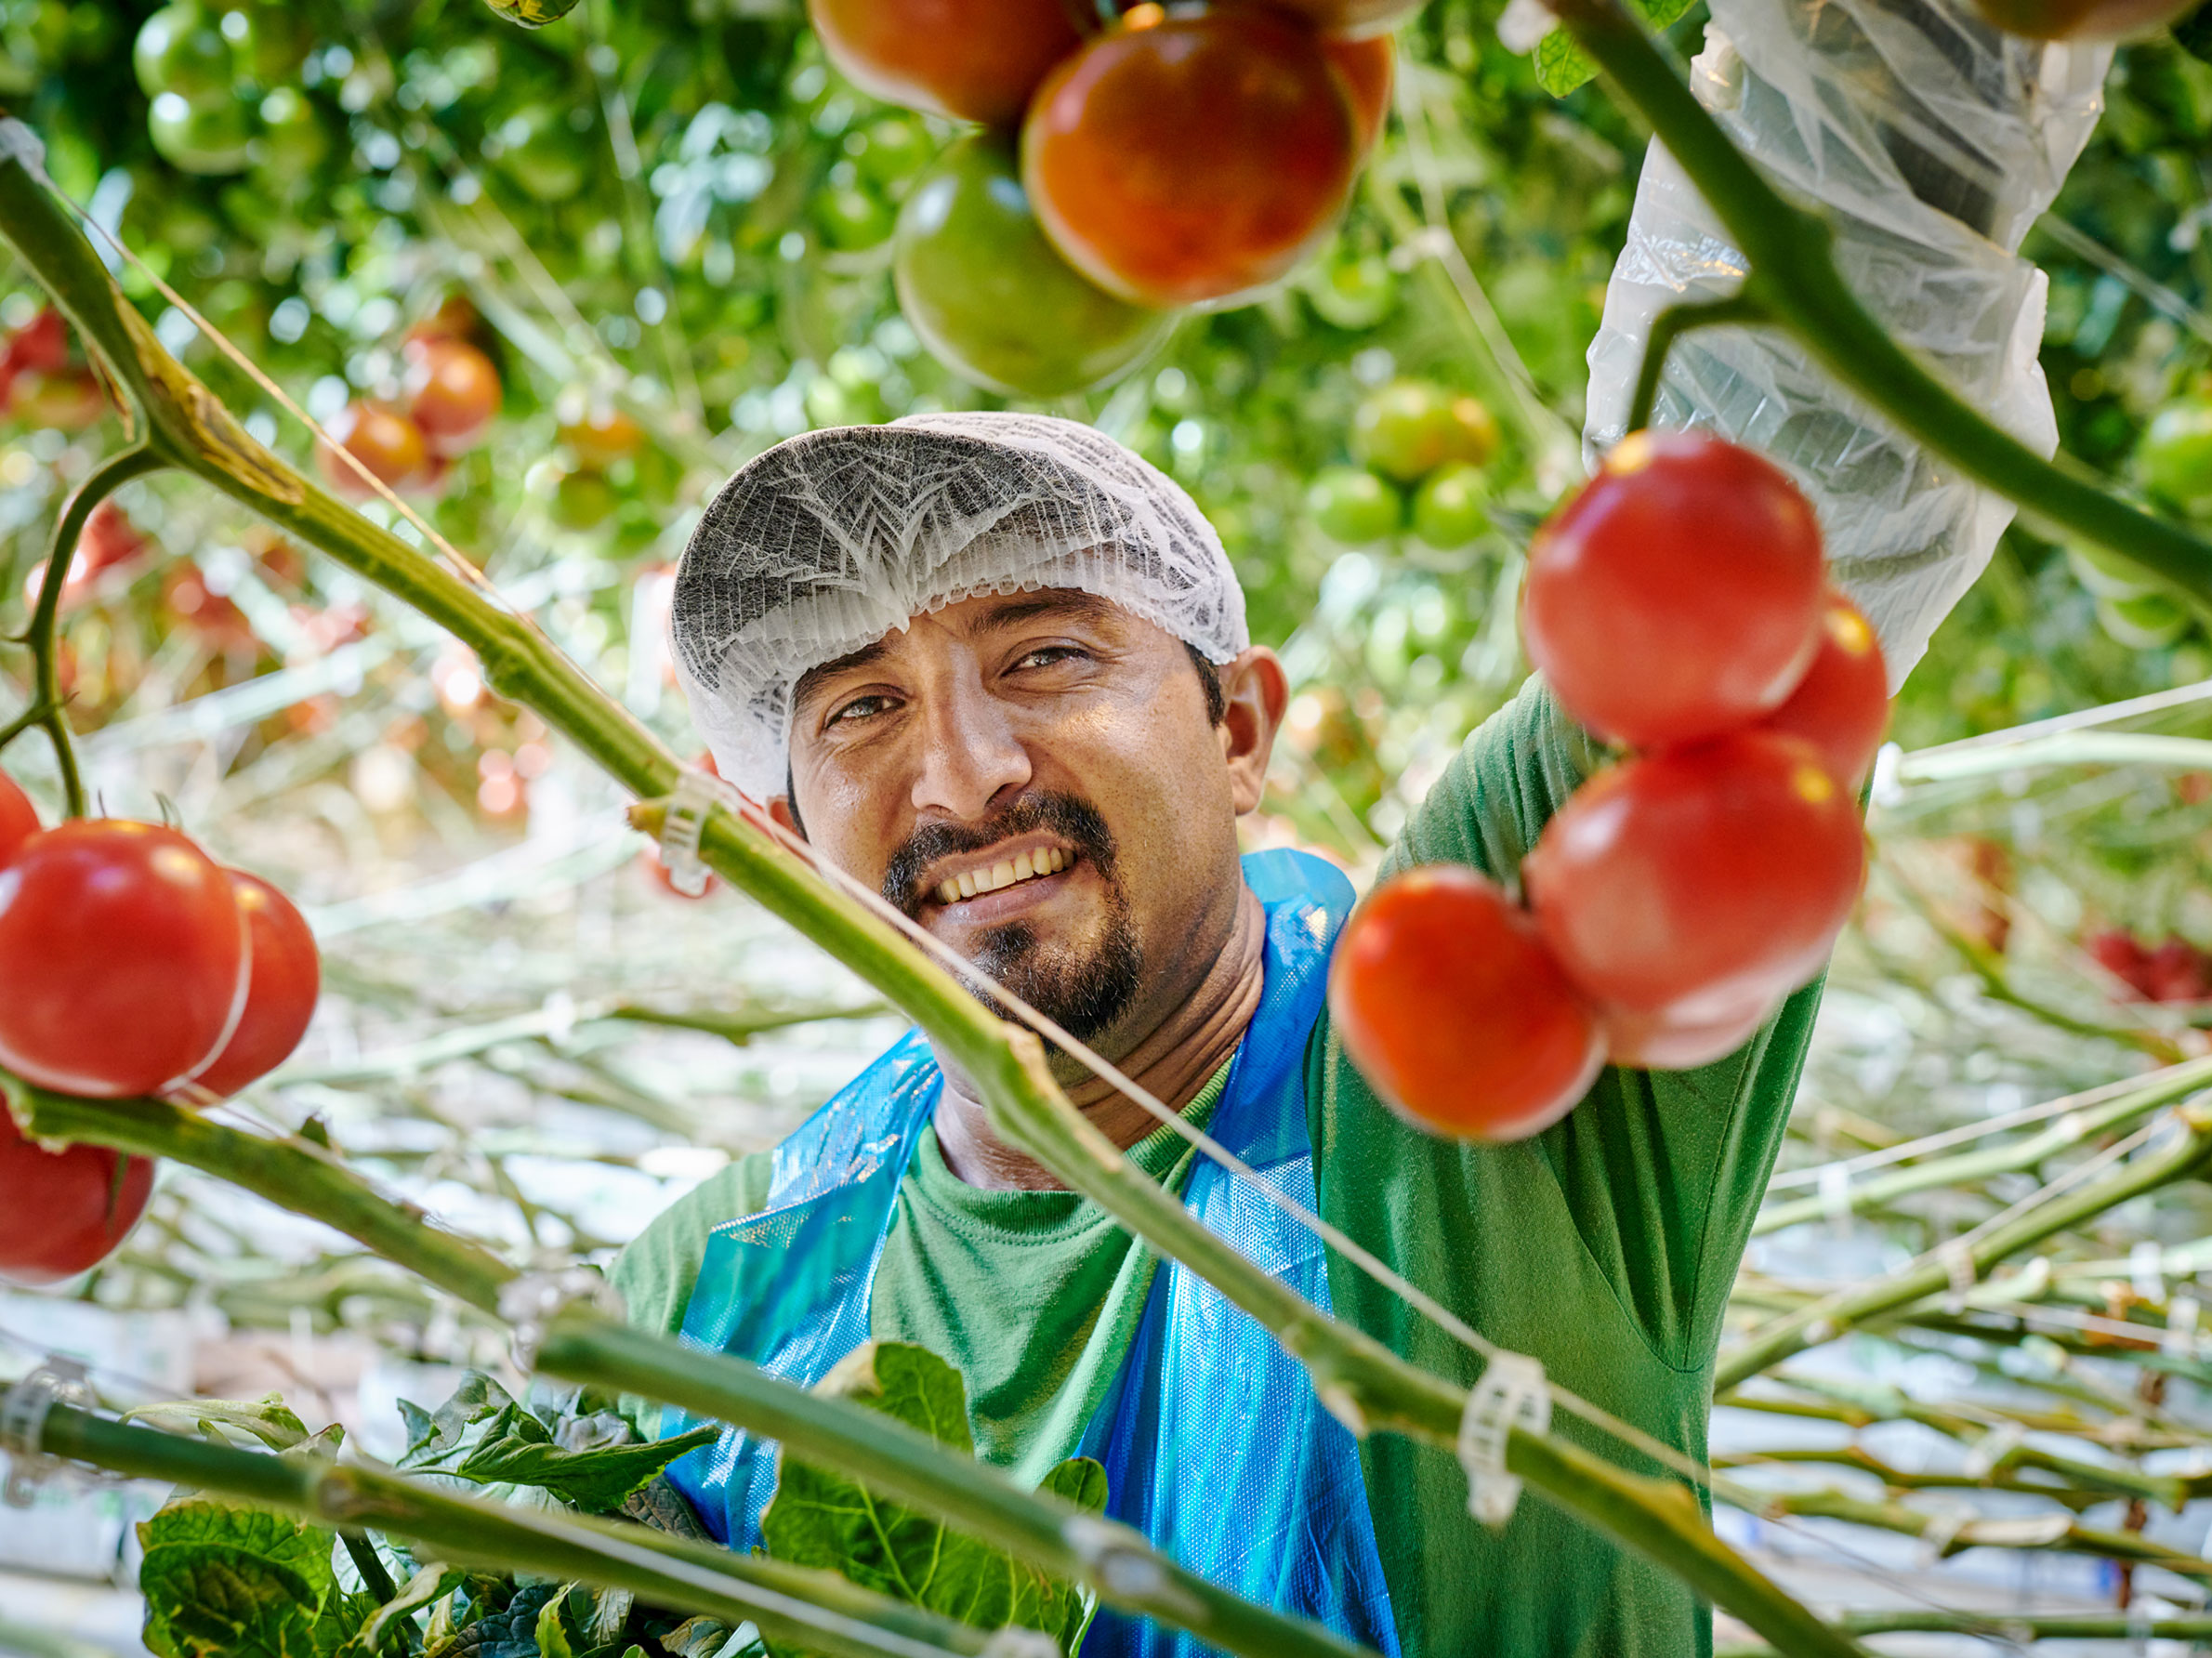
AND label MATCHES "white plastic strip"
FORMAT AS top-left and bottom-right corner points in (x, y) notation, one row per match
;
(656, 764), (736, 899)
(1457, 1351), (1549, 1528)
